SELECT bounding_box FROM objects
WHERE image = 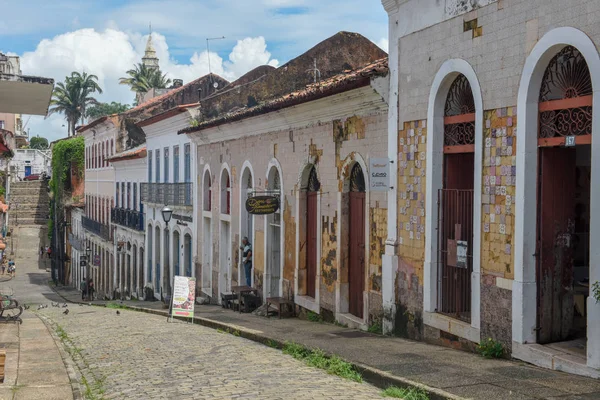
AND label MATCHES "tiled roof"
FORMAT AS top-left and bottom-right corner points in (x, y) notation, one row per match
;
(136, 104), (198, 128)
(107, 145), (147, 162)
(179, 57), (388, 134)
